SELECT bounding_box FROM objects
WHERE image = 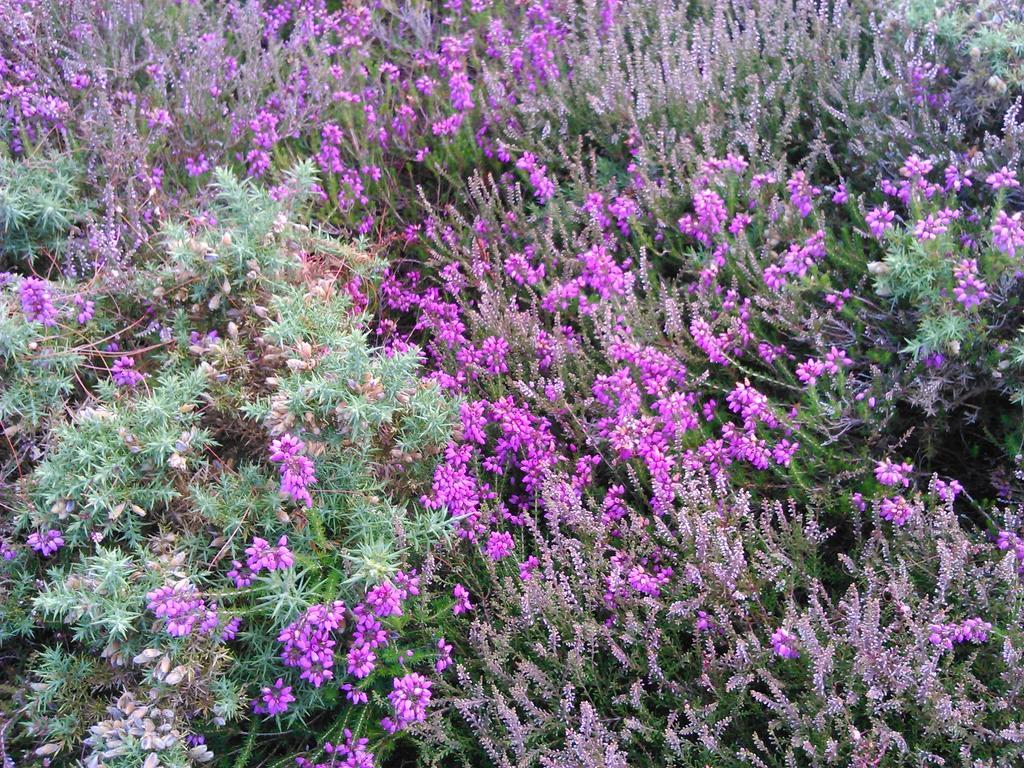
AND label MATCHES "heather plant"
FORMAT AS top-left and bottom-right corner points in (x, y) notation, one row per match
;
(405, 472), (1024, 766)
